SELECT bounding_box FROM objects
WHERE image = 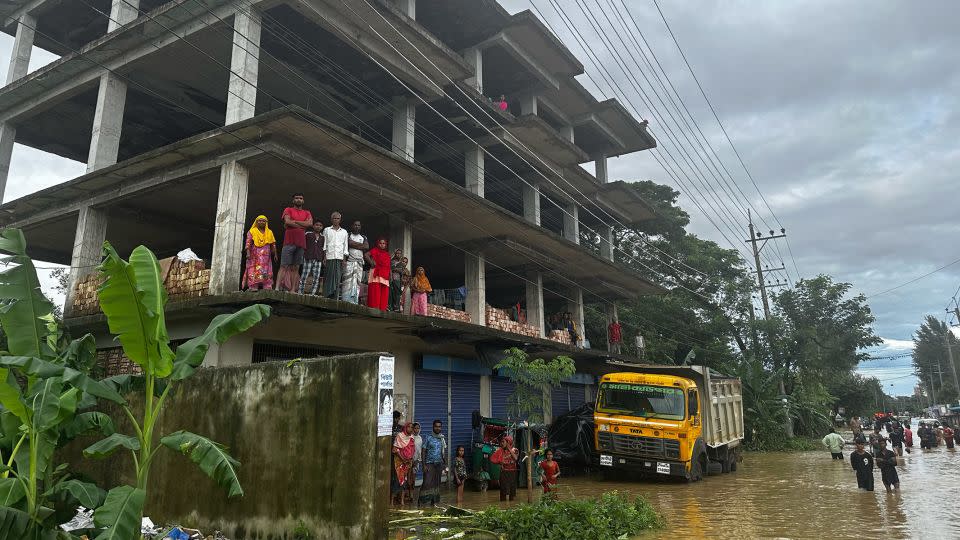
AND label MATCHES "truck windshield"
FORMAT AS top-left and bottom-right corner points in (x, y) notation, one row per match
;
(596, 383), (685, 420)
